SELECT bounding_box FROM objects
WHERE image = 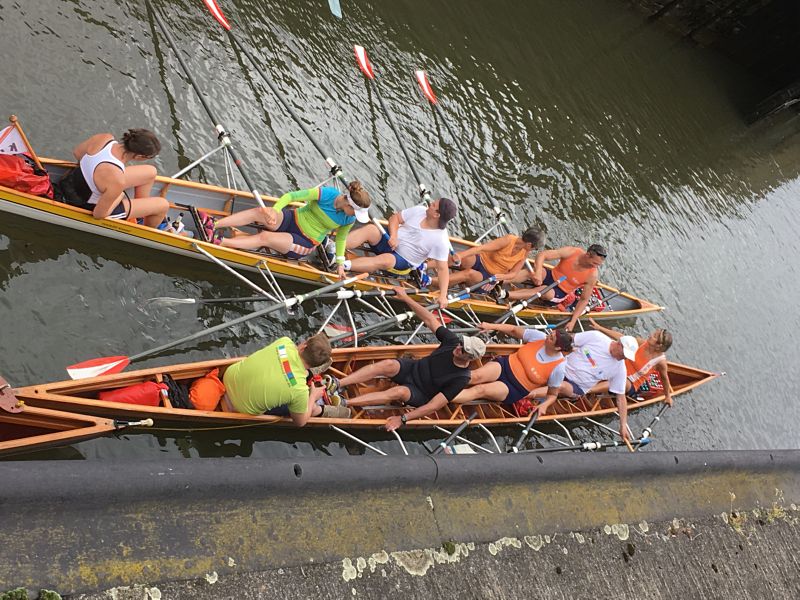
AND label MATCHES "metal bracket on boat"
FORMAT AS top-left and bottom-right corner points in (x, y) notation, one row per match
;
(0, 378), (23, 413)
